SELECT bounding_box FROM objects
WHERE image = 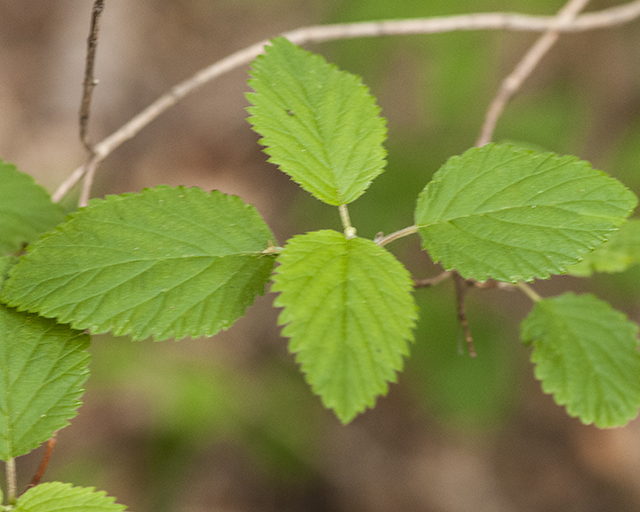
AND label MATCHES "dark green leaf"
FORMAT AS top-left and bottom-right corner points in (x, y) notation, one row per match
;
(521, 293), (640, 428)
(415, 144), (637, 282)
(0, 159), (65, 254)
(1, 187), (275, 341)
